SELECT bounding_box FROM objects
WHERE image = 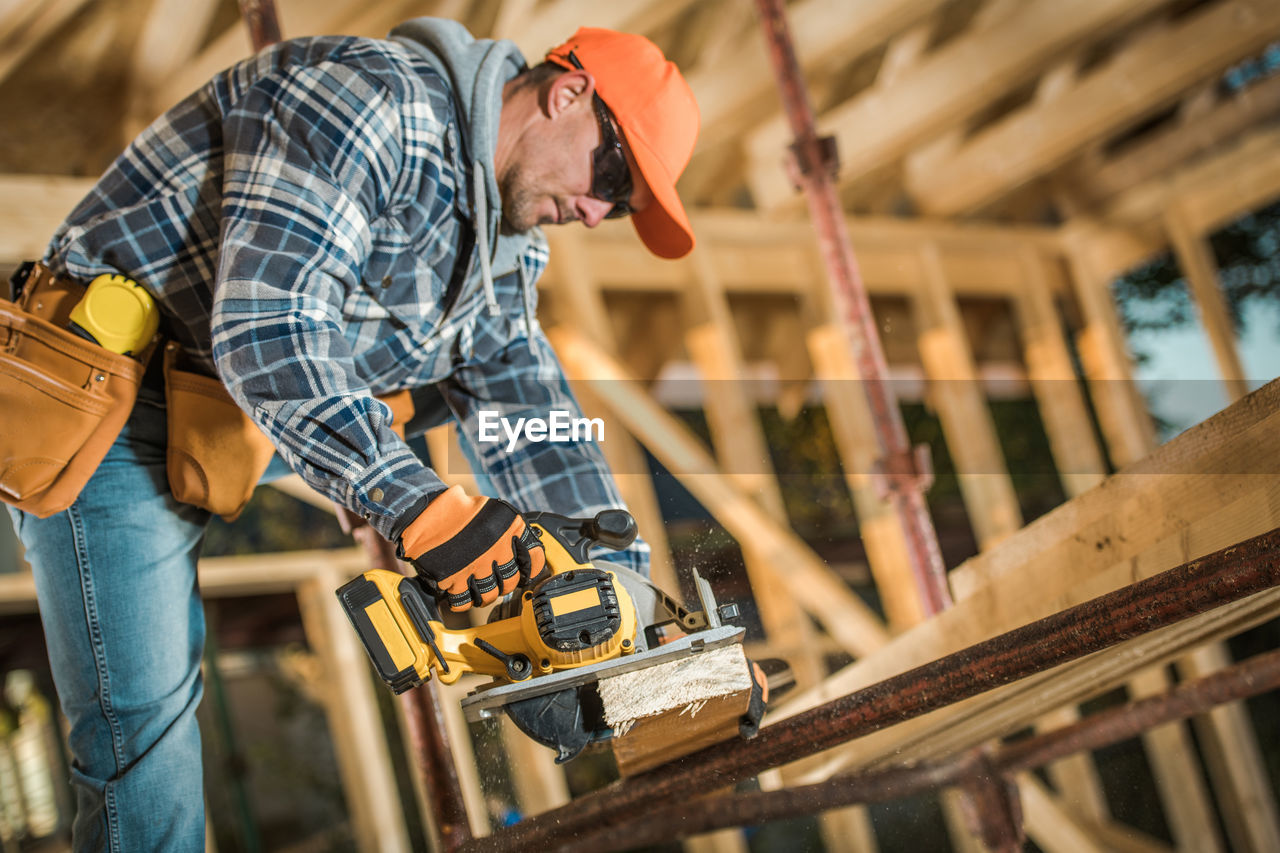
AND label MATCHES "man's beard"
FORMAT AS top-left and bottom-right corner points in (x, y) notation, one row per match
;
(498, 164), (538, 236)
